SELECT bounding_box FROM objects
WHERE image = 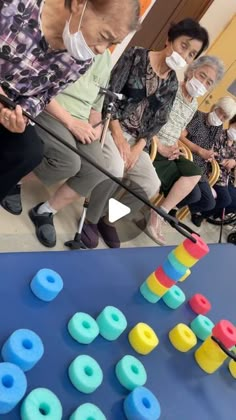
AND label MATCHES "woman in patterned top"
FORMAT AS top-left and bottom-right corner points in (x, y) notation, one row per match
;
(180, 96), (236, 227)
(0, 0), (140, 204)
(201, 115), (236, 219)
(80, 18), (210, 249)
